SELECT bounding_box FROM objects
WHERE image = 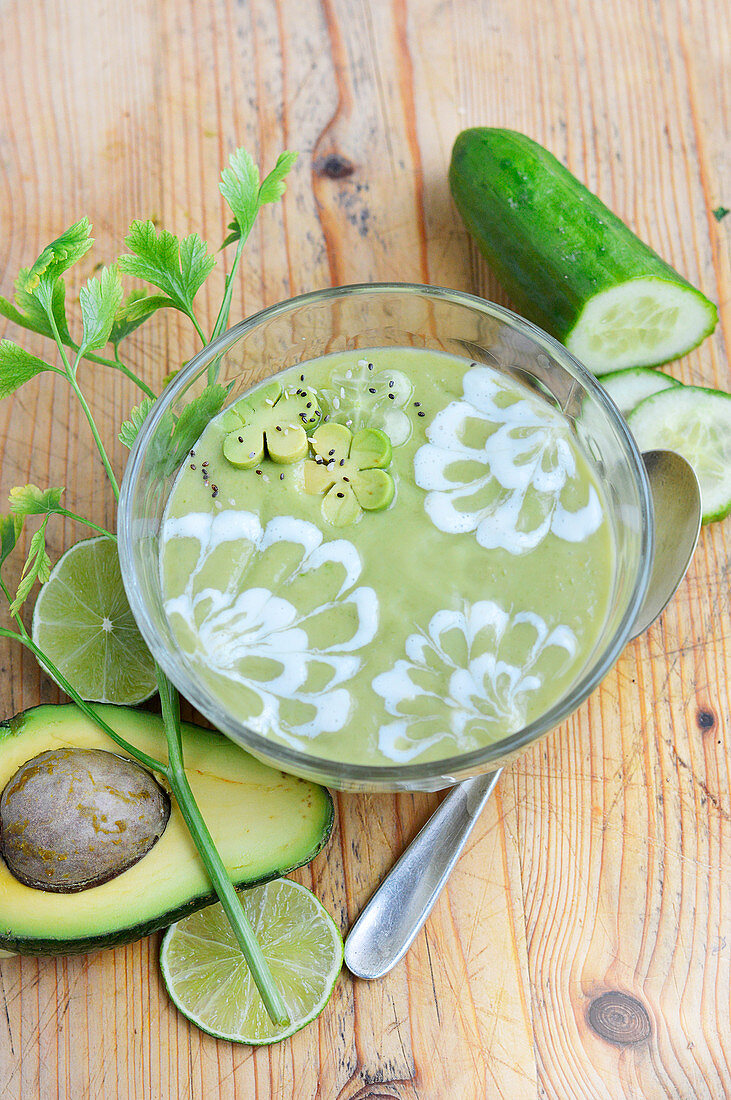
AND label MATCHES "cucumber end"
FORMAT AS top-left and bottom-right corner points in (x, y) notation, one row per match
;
(566, 277), (717, 374)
